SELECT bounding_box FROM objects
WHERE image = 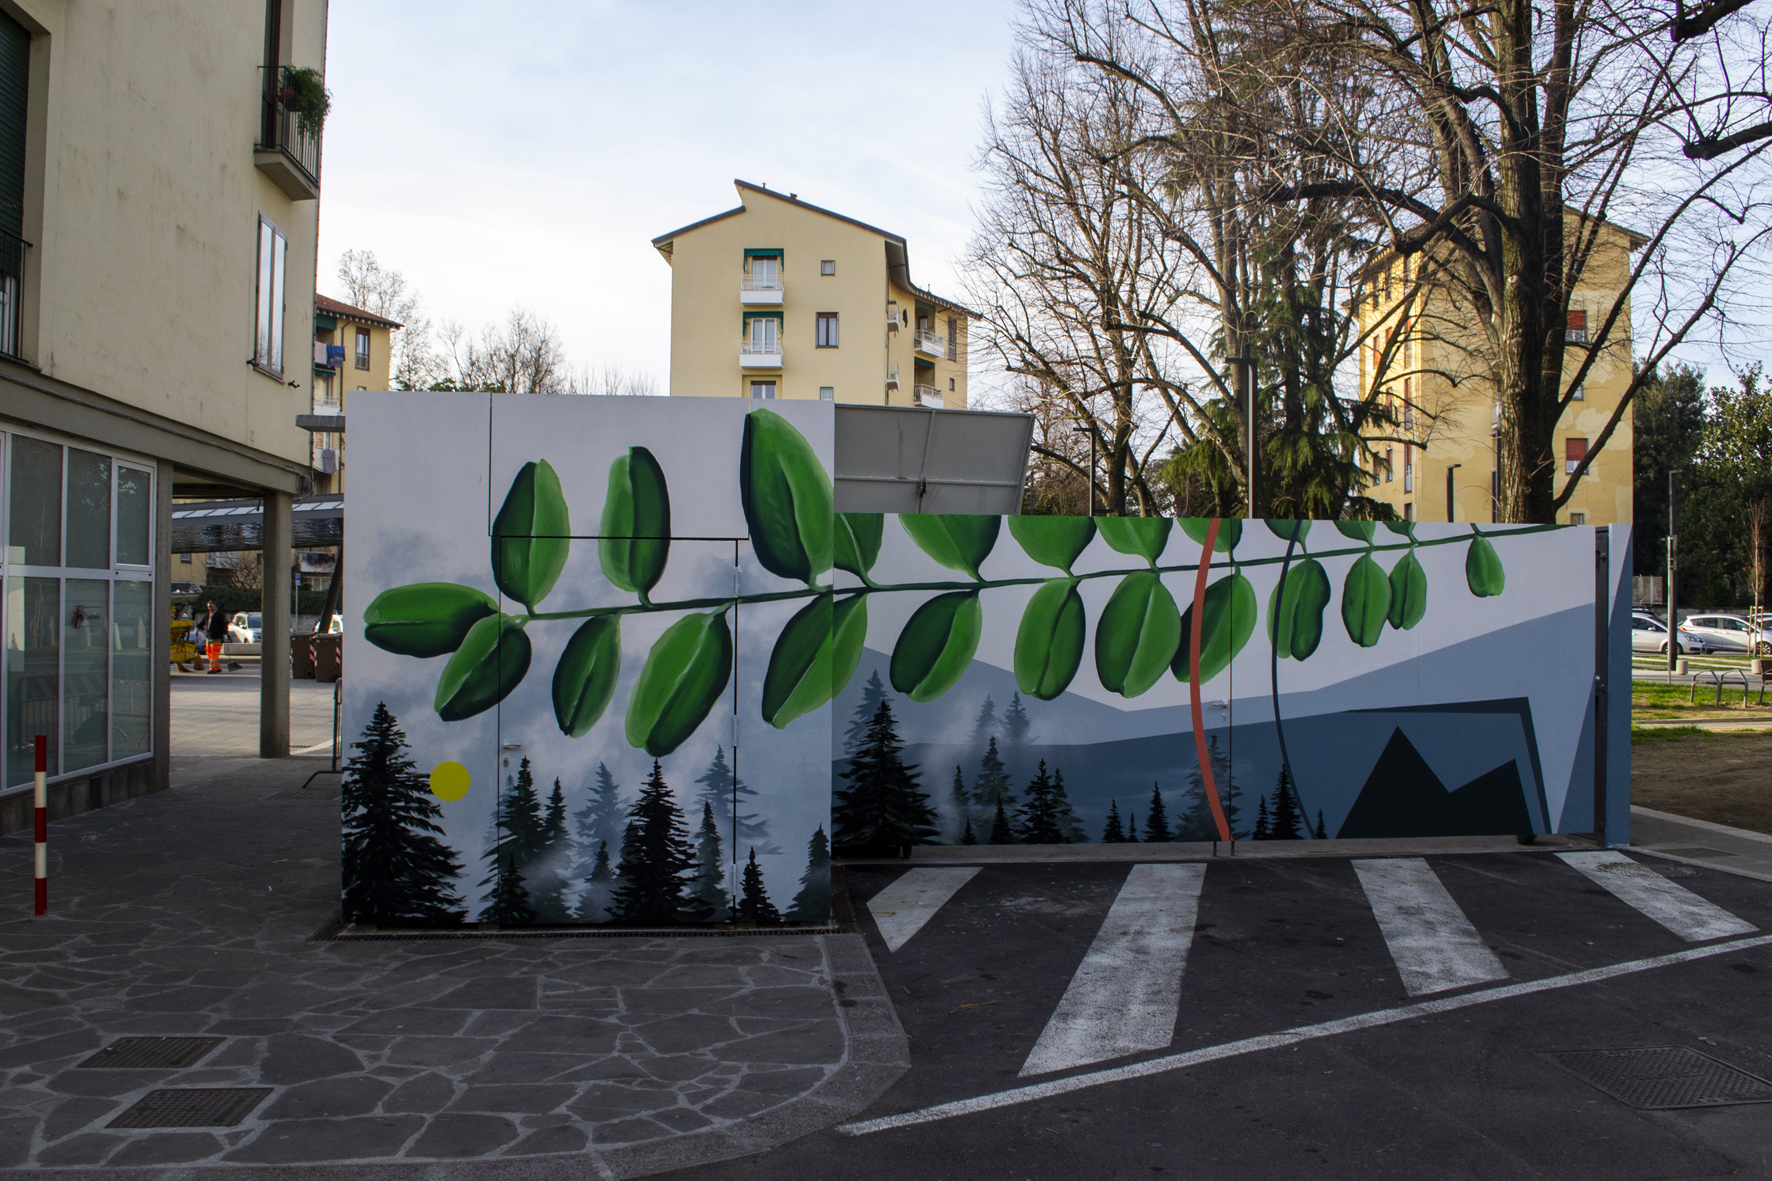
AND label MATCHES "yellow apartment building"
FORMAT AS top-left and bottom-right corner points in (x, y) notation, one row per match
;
(652, 181), (973, 408)
(1355, 220), (1643, 525)
(311, 293), (400, 494)
(0, 1), (329, 832)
